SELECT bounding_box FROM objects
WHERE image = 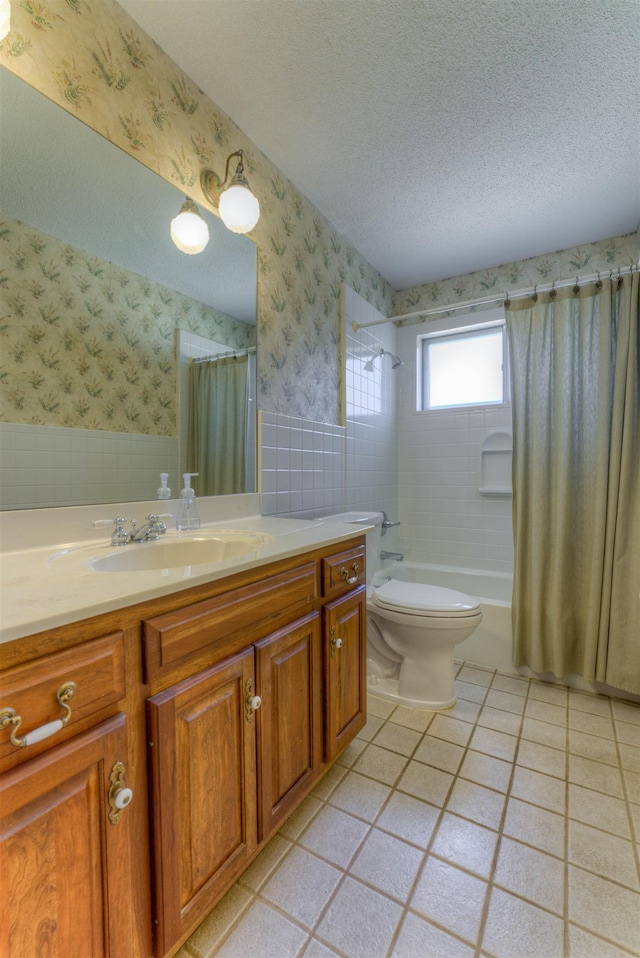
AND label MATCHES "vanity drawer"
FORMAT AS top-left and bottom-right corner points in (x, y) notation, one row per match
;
(143, 562), (318, 681)
(322, 544), (366, 599)
(0, 631), (126, 766)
